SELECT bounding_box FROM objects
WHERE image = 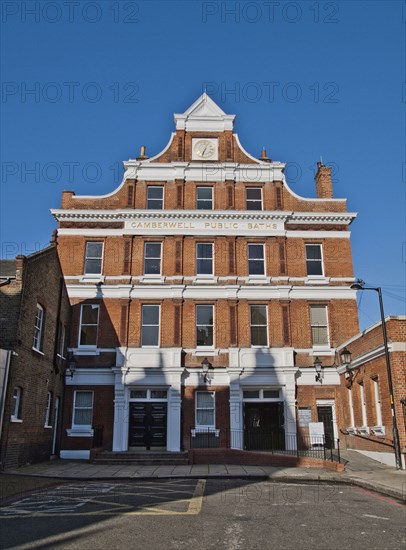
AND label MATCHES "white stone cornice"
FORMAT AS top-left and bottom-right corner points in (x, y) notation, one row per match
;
(289, 212), (356, 225)
(65, 283), (357, 301)
(51, 208), (356, 227)
(296, 367), (340, 386)
(57, 227), (352, 239)
(52, 209), (289, 222)
(121, 161), (286, 183)
(66, 368), (115, 385)
(228, 347), (295, 369)
(336, 342), (405, 374)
